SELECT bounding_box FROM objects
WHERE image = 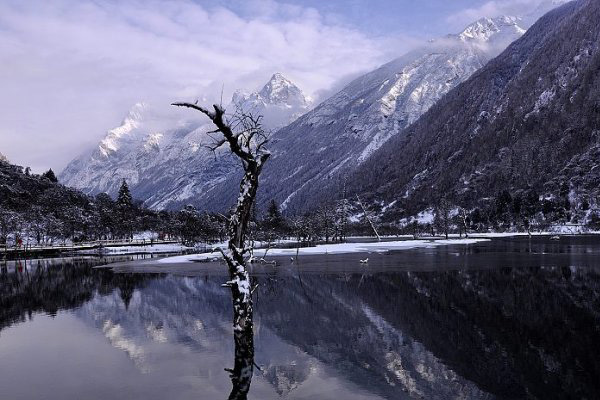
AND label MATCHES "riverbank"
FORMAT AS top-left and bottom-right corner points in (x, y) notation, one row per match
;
(157, 238), (491, 264)
(0, 239), (183, 259)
